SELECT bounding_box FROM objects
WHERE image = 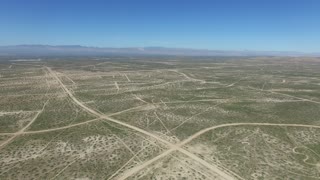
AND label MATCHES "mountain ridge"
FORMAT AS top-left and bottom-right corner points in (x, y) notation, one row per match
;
(0, 45), (319, 57)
